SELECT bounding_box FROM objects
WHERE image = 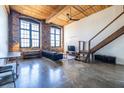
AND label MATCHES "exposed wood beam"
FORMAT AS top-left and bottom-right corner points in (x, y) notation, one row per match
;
(46, 6), (70, 23)
(73, 6), (88, 16)
(5, 5), (10, 14)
